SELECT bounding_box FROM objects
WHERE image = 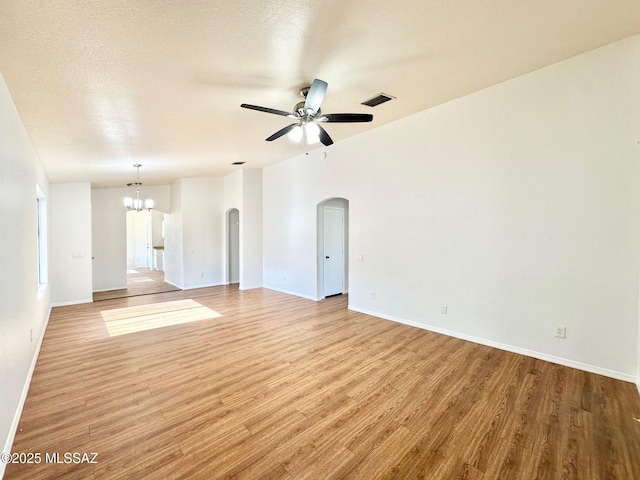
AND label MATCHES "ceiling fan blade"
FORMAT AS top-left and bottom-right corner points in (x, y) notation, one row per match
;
(266, 123), (299, 141)
(304, 79), (328, 114)
(241, 103), (293, 117)
(317, 124), (334, 146)
(320, 113), (373, 123)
